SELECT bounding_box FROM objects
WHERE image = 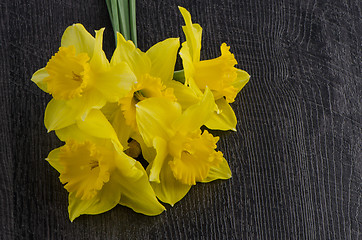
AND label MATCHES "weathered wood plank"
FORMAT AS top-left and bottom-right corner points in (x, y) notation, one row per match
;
(1, 0), (360, 239)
